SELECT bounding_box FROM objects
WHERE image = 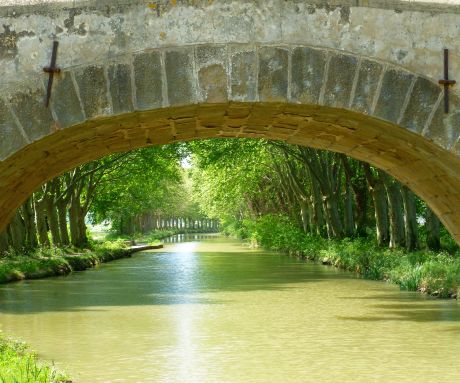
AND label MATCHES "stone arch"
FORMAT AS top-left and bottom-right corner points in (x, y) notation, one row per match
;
(0, 44), (459, 243)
